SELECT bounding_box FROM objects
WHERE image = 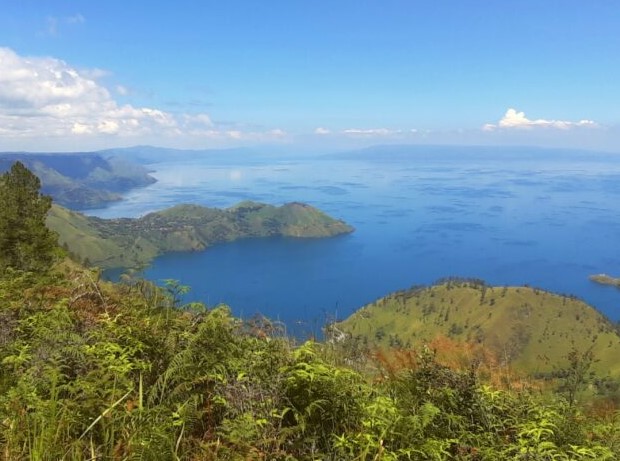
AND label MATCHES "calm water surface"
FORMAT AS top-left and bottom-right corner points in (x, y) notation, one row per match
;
(91, 148), (620, 335)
